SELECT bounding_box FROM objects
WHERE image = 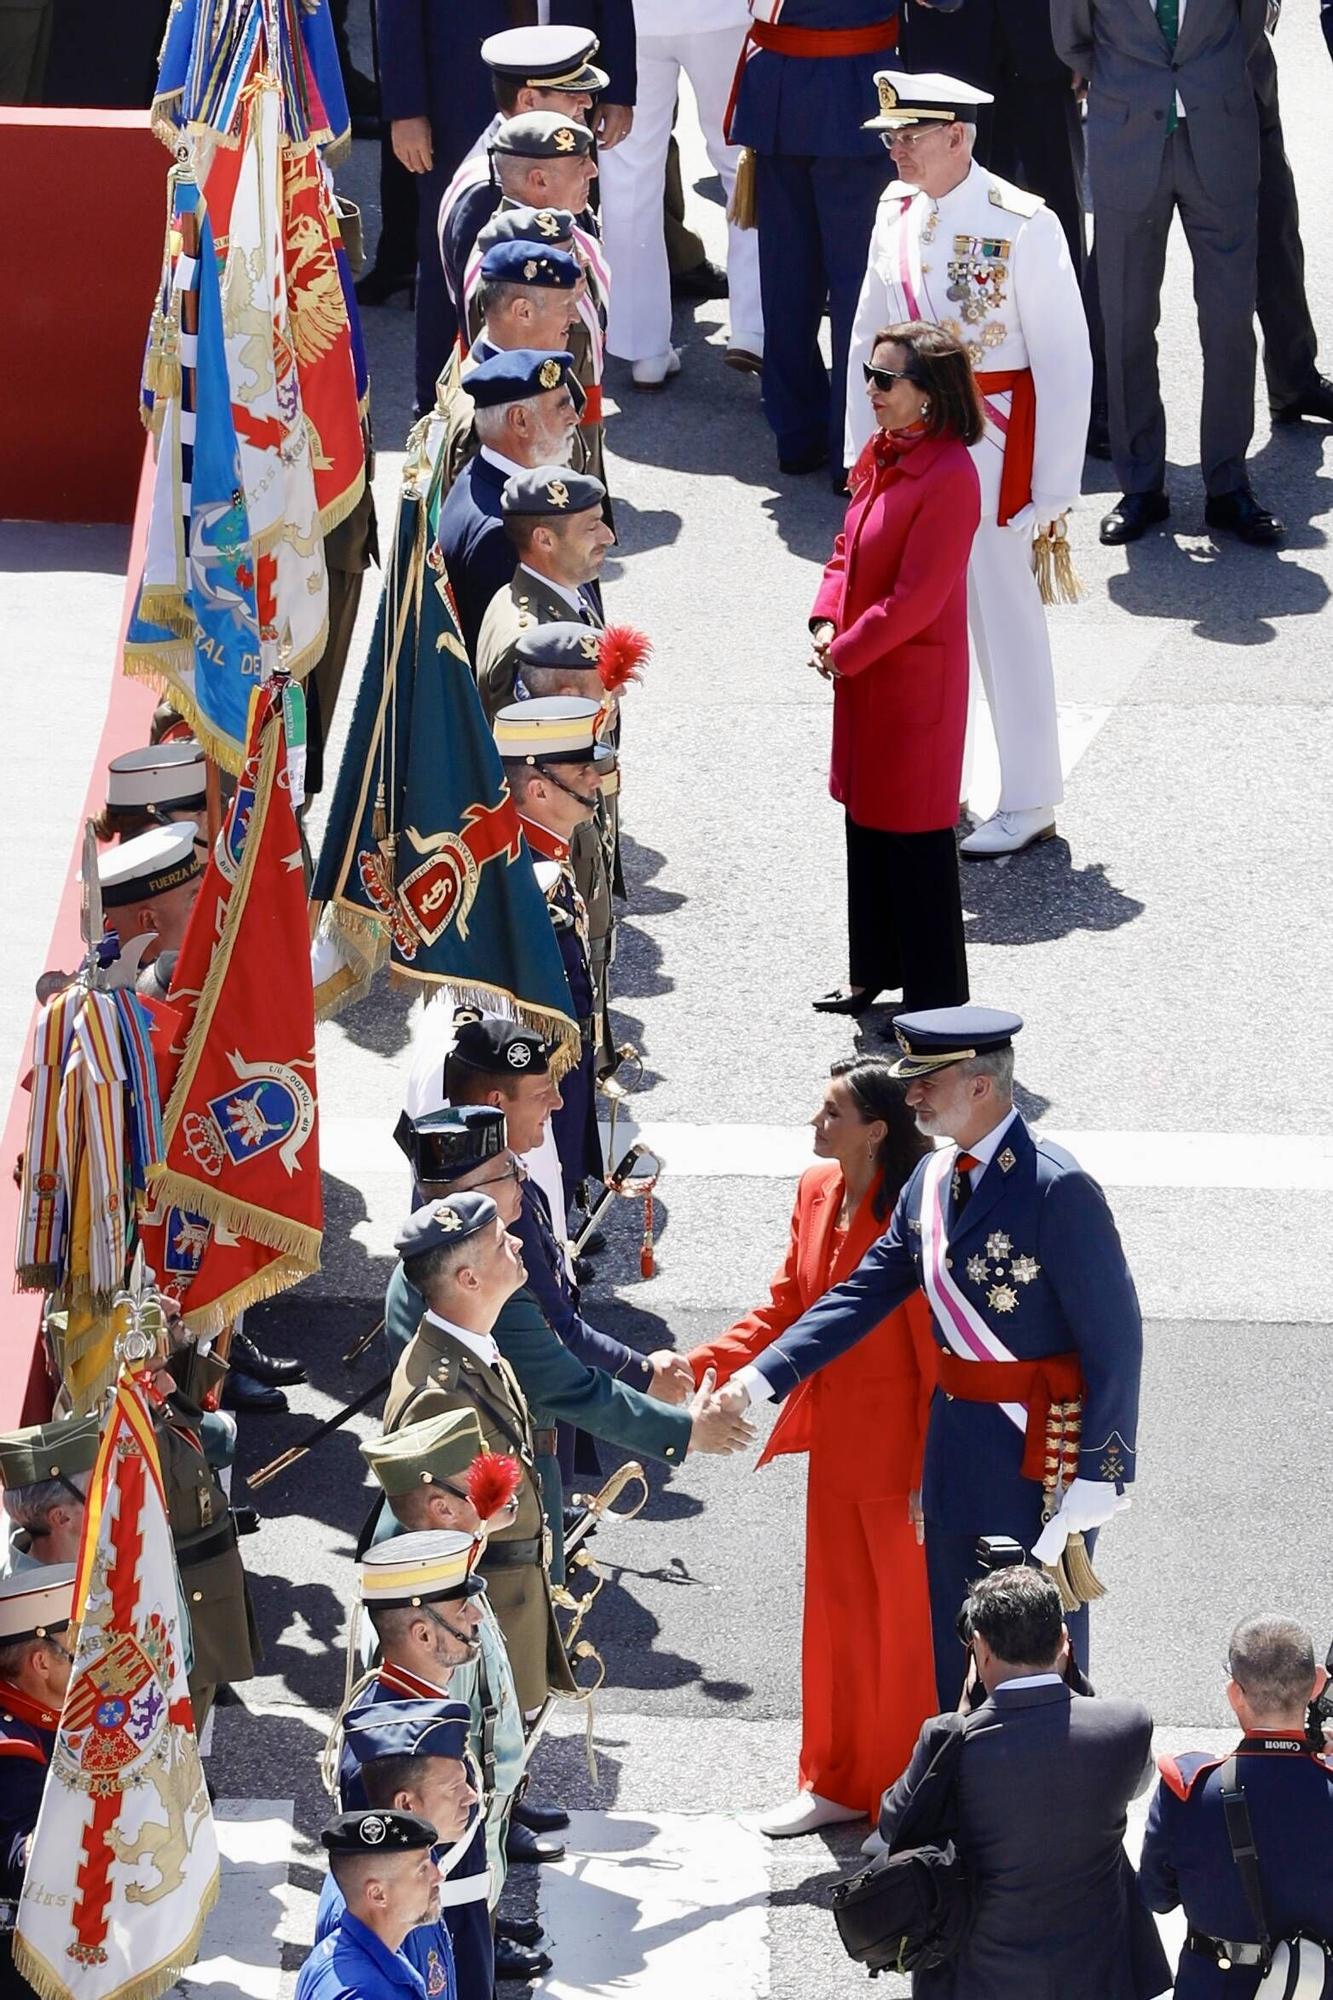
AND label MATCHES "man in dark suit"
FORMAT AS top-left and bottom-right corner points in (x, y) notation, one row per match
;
(1140, 1616), (1333, 1997)
(436, 349), (581, 661)
(1051, 0), (1282, 548)
(881, 1566), (1169, 2000)
(1250, 32), (1333, 428)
